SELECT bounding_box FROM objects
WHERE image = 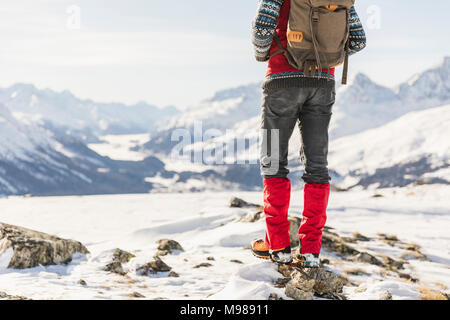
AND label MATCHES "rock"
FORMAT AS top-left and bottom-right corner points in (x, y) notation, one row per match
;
(379, 291), (393, 300)
(78, 279), (87, 286)
(137, 256), (172, 276)
(278, 264), (294, 278)
(268, 293), (282, 300)
(129, 292), (145, 299)
(275, 277), (291, 288)
(402, 244), (429, 261)
(229, 197), (263, 210)
(320, 259), (330, 265)
(104, 261), (126, 275)
(356, 252), (383, 266)
(378, 233), (399, 242)
(285, 284), (314, 300)
(0, 222), (89, 269)
(291, 268), (348, 296)
(352, 232), (371, 242)
(207, 256), (215, 261)
(155, 250), (169, 257)
(169, 271), (180, 278)
(112, 248), (135, 263)
(381, 256), (404, 271)
(193, 262), (213, 269)
(398, 273), (418, 282)
(288, 216), (302, 247)
(322, 231), (360, 257)
(0, 291), (30, 300)
(156, 239), (184, 254)
(345, 268), (370, 276)
(230, 259), (243, 264)
(372, 194), (384, 198)
(240, 211), (262, 223)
